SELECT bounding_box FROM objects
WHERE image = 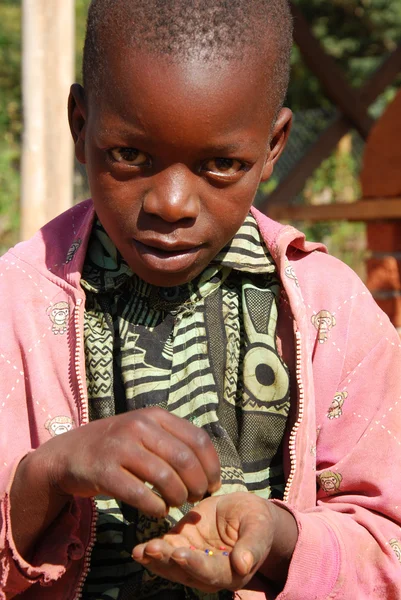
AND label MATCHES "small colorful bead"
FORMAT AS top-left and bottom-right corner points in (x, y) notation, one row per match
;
(222, 551), (229, 556)
(208, 551), (214, 556)
(219, 546), (226, 551)
(205, 549), (210, 554)
(190, 546), (196, 550)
